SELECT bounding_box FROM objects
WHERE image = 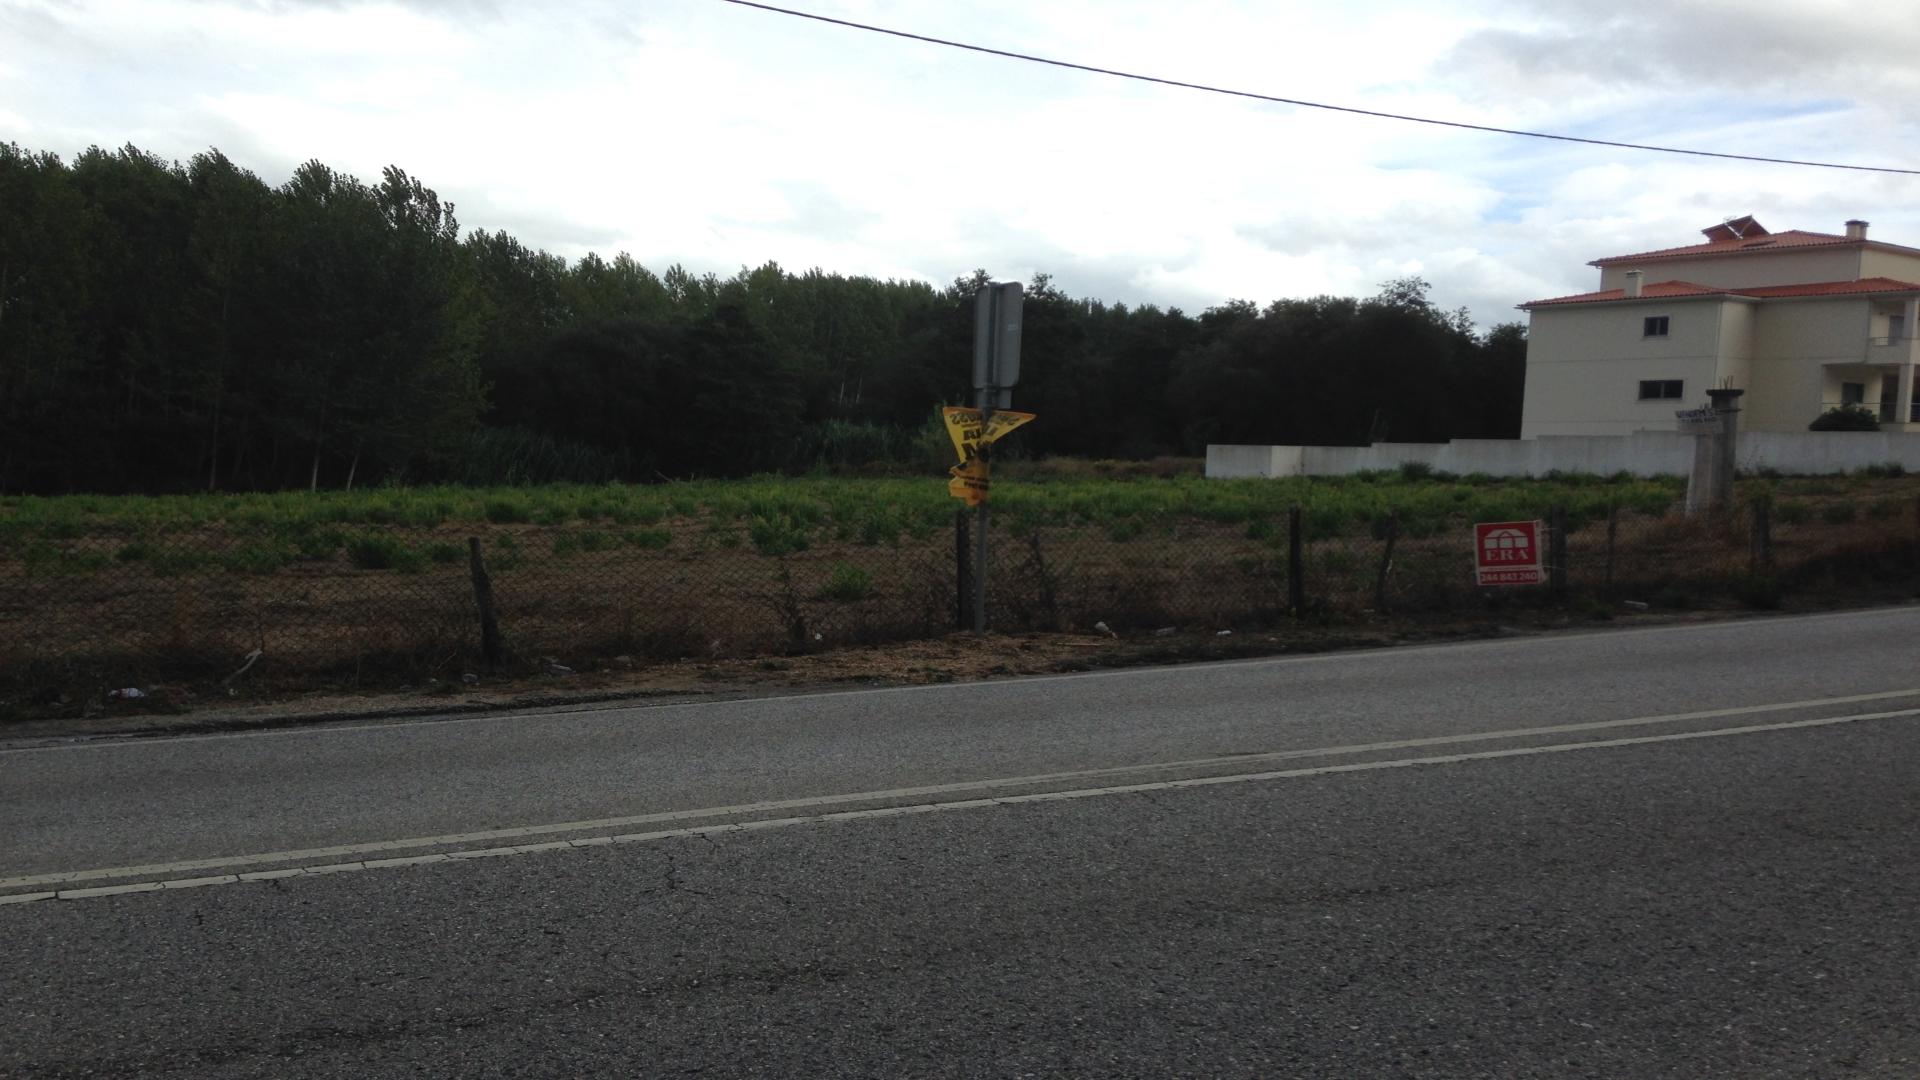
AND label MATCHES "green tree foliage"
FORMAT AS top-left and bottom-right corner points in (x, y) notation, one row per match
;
(0, 142), (1530, 493)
